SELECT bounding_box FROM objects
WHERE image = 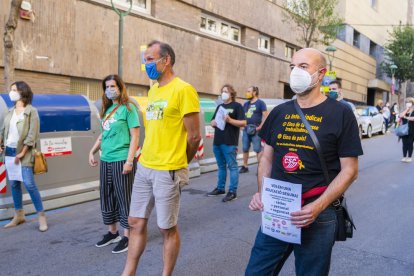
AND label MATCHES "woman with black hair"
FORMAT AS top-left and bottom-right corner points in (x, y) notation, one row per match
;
(0, 81), (47, 232)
